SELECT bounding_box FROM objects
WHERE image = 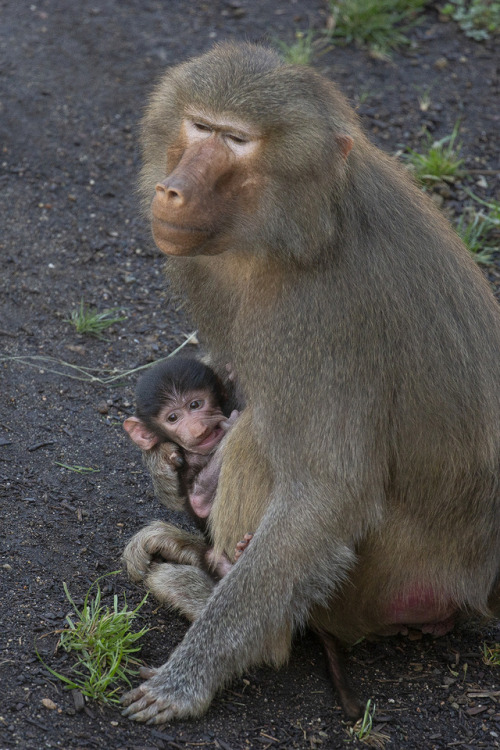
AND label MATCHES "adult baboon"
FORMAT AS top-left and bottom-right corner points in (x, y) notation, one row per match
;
(122, 42), (500, 723)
